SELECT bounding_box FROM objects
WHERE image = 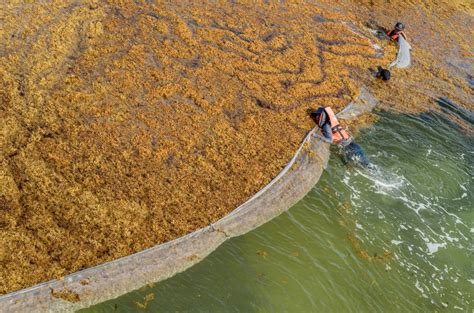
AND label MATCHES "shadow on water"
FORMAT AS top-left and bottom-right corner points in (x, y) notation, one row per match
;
(82, 103), (473, 312)
(435, 97), (474, 128)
